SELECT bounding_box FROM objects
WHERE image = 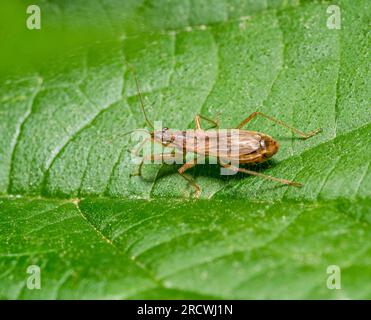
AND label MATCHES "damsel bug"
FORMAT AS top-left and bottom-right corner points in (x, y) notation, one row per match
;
(128, 69), (321, 197)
